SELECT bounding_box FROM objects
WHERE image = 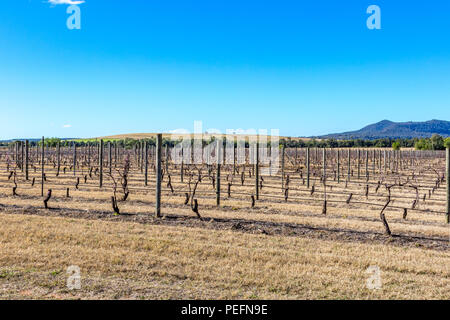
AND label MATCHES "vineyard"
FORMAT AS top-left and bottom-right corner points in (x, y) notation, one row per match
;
(1, 135), (449, 299)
